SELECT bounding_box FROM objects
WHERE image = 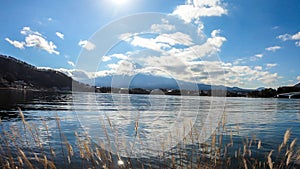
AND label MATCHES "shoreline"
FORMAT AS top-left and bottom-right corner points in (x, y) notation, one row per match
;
(1, 87), (299, 99)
